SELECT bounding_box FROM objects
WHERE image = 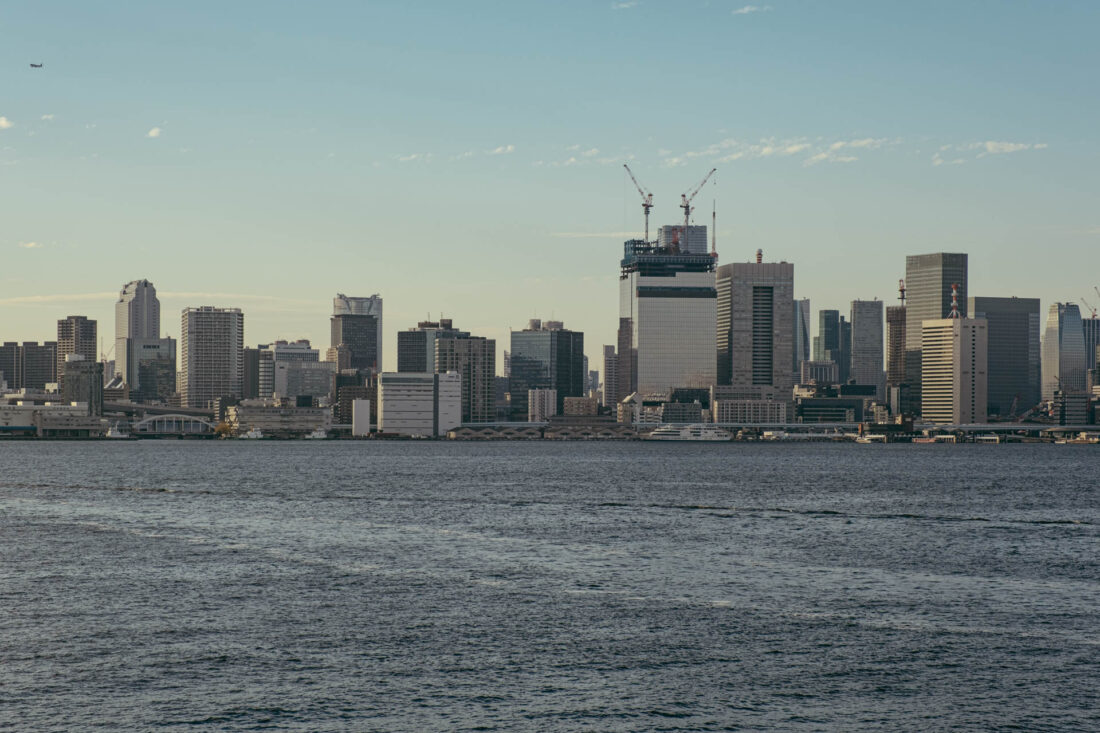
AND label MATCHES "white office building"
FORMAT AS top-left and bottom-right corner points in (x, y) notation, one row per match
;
(921, 317), (988, 424)
(180, 307), (244, 408)
(378, 371), (461, 437)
